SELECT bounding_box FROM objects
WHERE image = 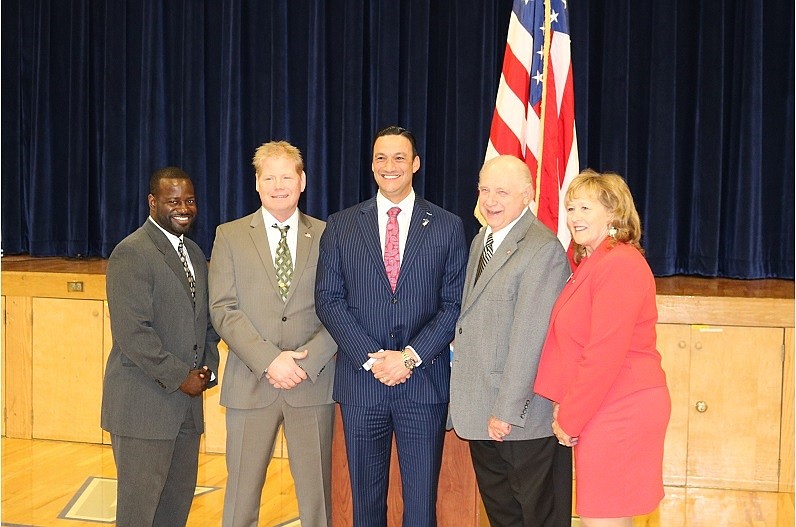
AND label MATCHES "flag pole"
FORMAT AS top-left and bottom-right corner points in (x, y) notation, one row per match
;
(534, 0), (553, 217)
